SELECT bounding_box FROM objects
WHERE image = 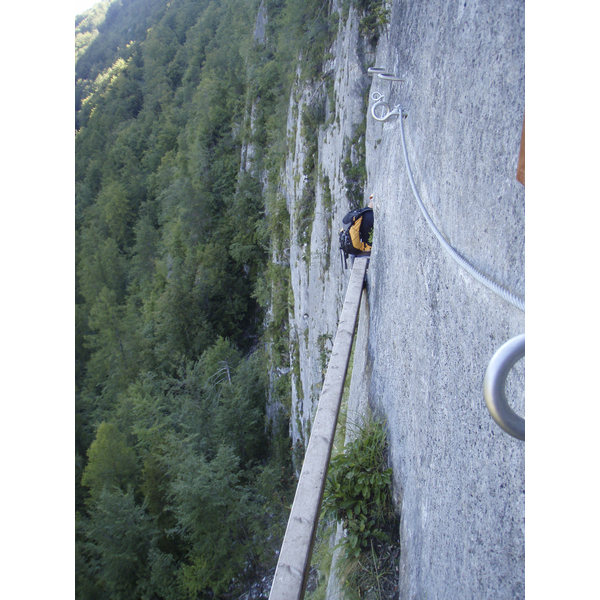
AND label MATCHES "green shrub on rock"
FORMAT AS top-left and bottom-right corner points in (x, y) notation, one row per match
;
(322, 418), (394, 558)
